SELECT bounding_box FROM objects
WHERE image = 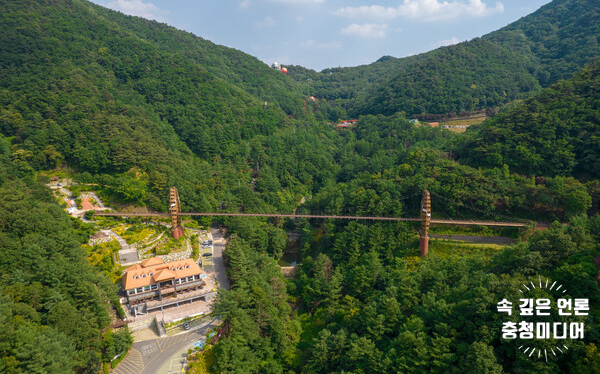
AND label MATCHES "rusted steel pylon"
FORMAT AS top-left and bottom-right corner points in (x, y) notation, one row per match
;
(169, 187), (184, 239)
(419, 190), (431, 257)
